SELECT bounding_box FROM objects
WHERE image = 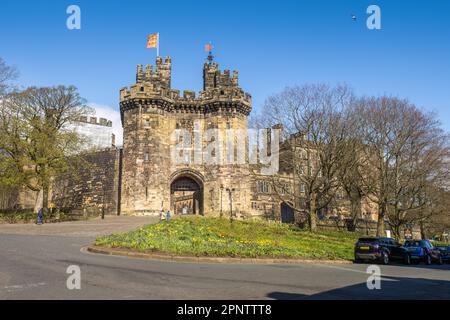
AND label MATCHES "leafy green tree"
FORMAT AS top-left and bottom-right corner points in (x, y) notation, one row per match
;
(0, 86), (93, 213)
